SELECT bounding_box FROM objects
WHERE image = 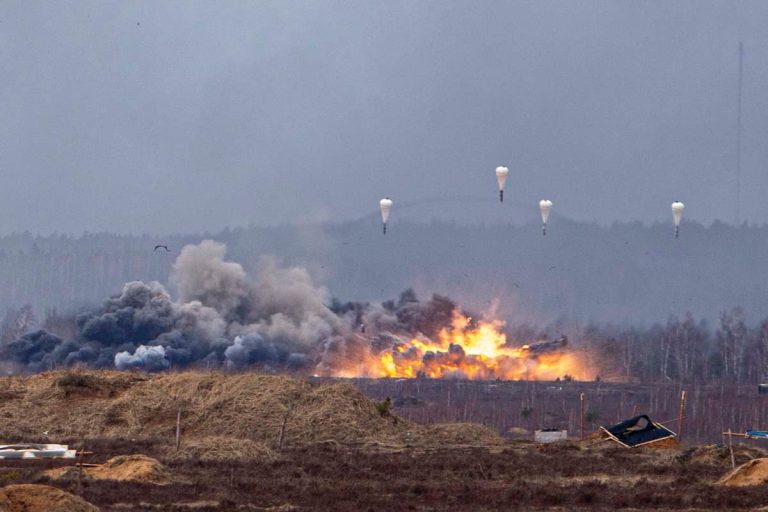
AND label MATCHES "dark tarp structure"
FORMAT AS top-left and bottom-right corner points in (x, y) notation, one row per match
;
(600, 415), (676, 448)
